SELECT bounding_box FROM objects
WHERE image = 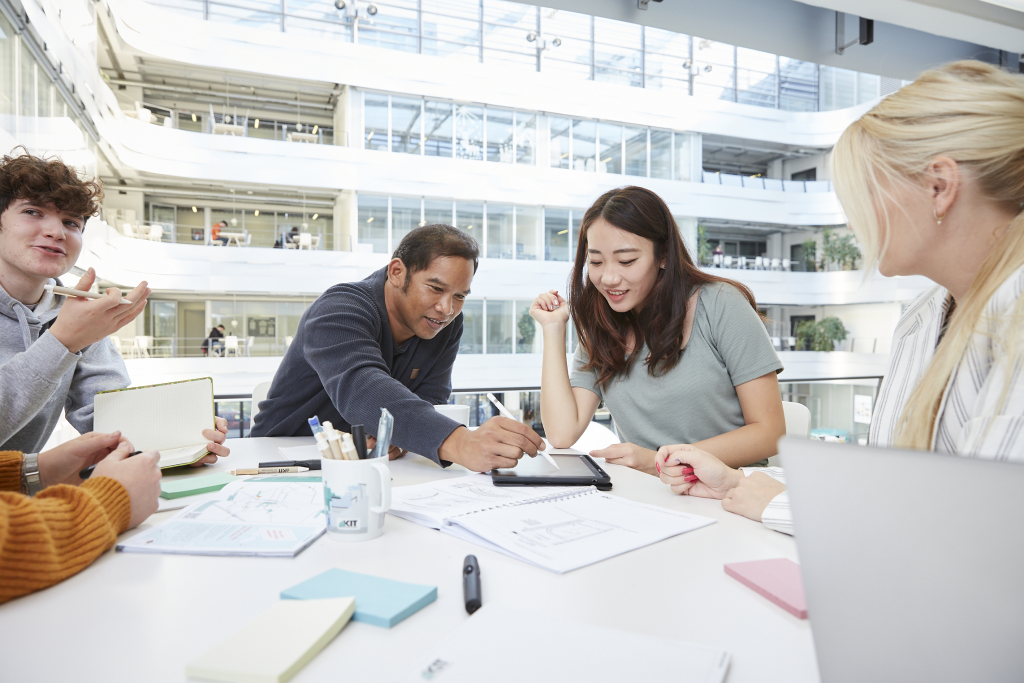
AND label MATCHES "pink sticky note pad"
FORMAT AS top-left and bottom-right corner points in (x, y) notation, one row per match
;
(724, 558), (808, 619)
